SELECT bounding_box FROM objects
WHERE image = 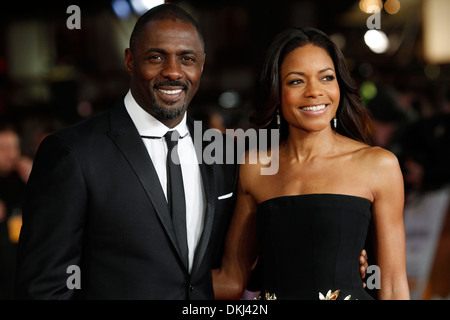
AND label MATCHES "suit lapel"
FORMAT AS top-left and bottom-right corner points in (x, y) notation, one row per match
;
(187, 117), (217, 277)
(107, 102), (186, 264)
(107, 105), (218, 275)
